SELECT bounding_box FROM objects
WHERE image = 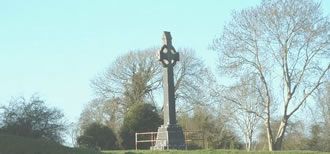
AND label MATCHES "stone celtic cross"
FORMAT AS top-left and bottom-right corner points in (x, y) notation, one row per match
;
(152, 31), (185, 150)
(158, 31), (179, 125)
(158, 32), (179, 67)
